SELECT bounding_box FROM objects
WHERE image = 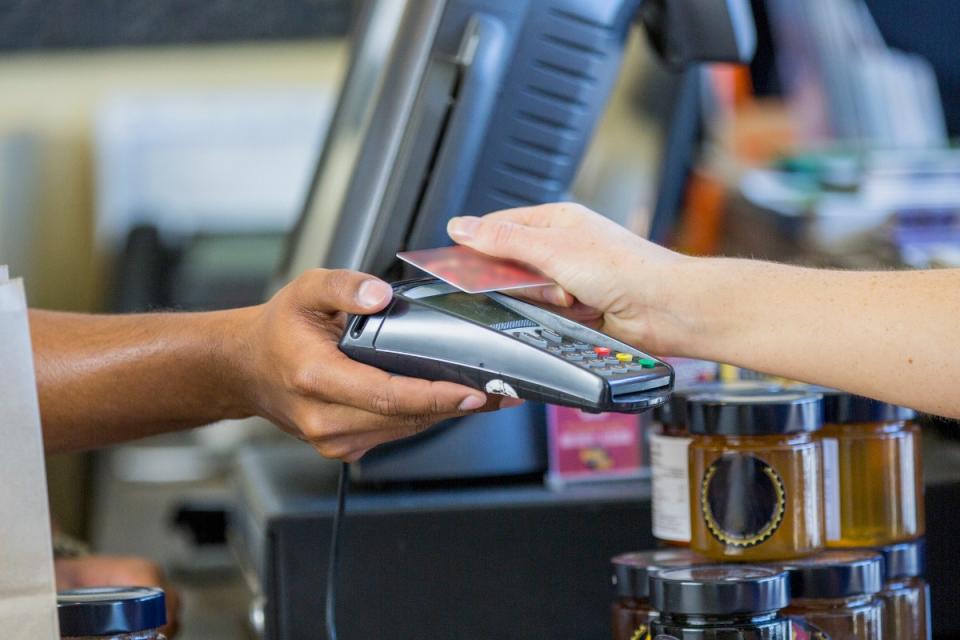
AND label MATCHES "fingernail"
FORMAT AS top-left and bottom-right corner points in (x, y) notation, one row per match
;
(458, 395), (486, 411)
(499, 397), (525, 409)
(448, 216), (481, 241)
(357, 279), (391, 308)
(550, 287), (569, 307)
